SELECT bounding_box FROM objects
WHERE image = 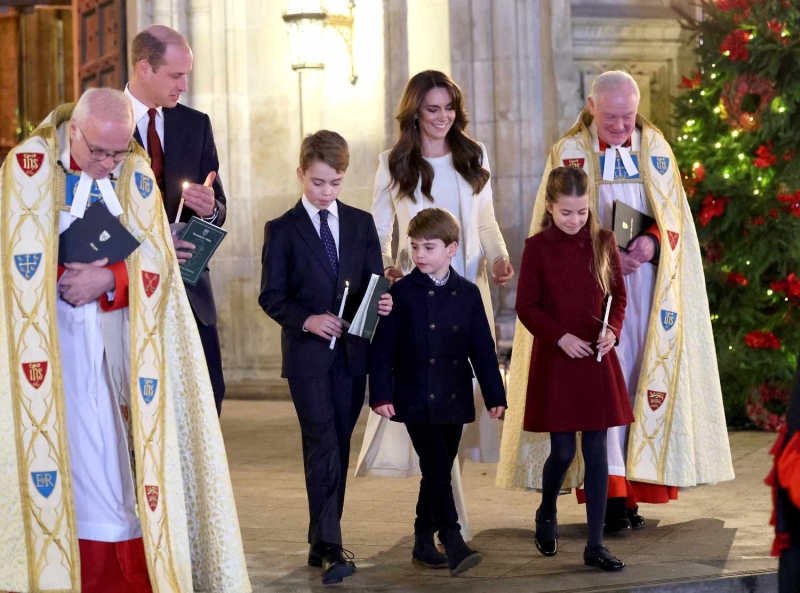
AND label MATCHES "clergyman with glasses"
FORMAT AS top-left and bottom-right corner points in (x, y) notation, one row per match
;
(0, 87), (251, 592)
